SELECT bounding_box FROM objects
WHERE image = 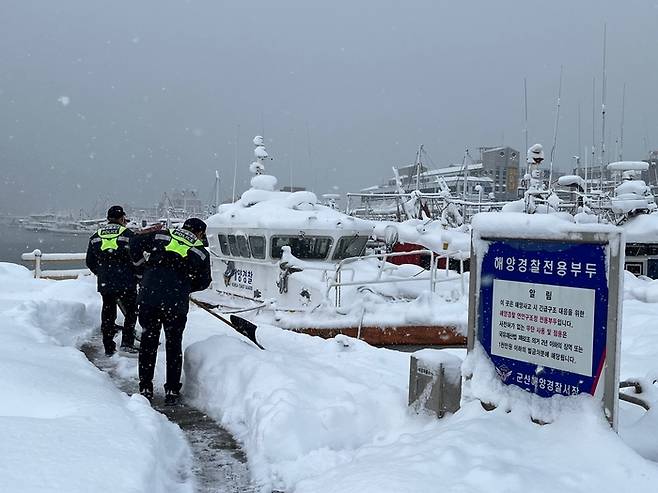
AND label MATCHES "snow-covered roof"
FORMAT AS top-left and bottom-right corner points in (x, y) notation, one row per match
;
(442, 175), (493, 184)
(607, 161), (649, 171)
(622, 214), (658, 243)
(557, 175), (585, 189)
(206, 186), (374, 234)
(472, 212), (620, 241)
(424, 163), (483, 176)
(373, 219), (471, 258)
